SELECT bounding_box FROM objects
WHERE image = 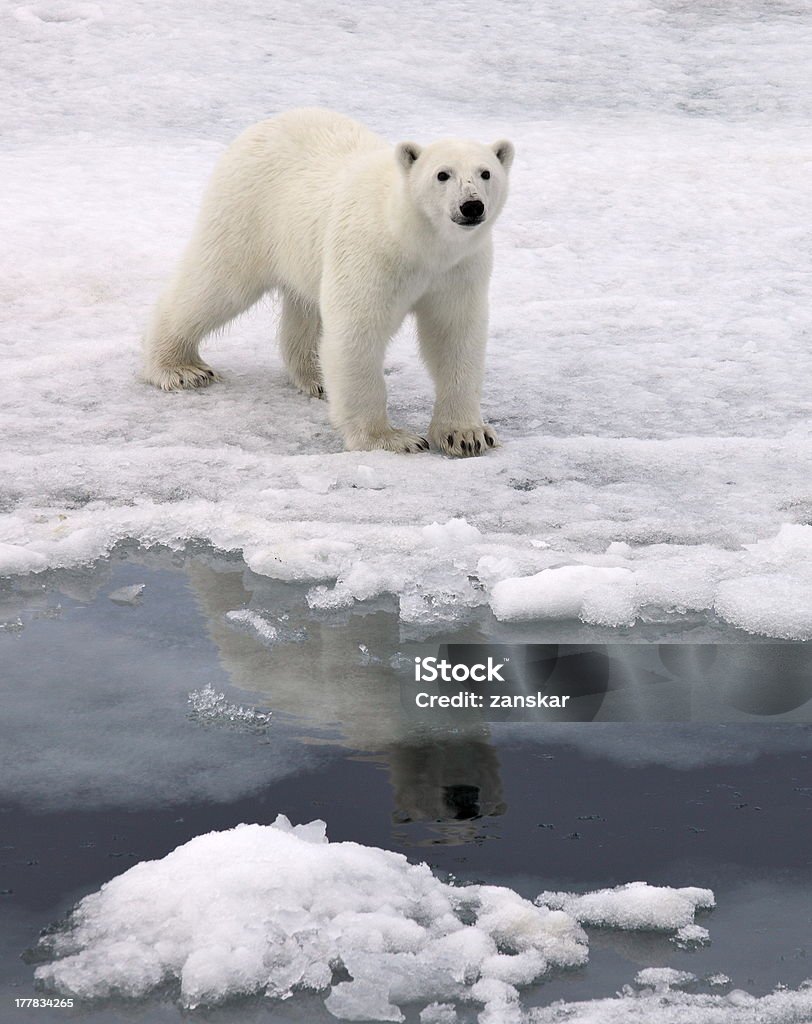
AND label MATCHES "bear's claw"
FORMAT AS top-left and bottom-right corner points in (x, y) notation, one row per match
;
(432, 424), (499, 458)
